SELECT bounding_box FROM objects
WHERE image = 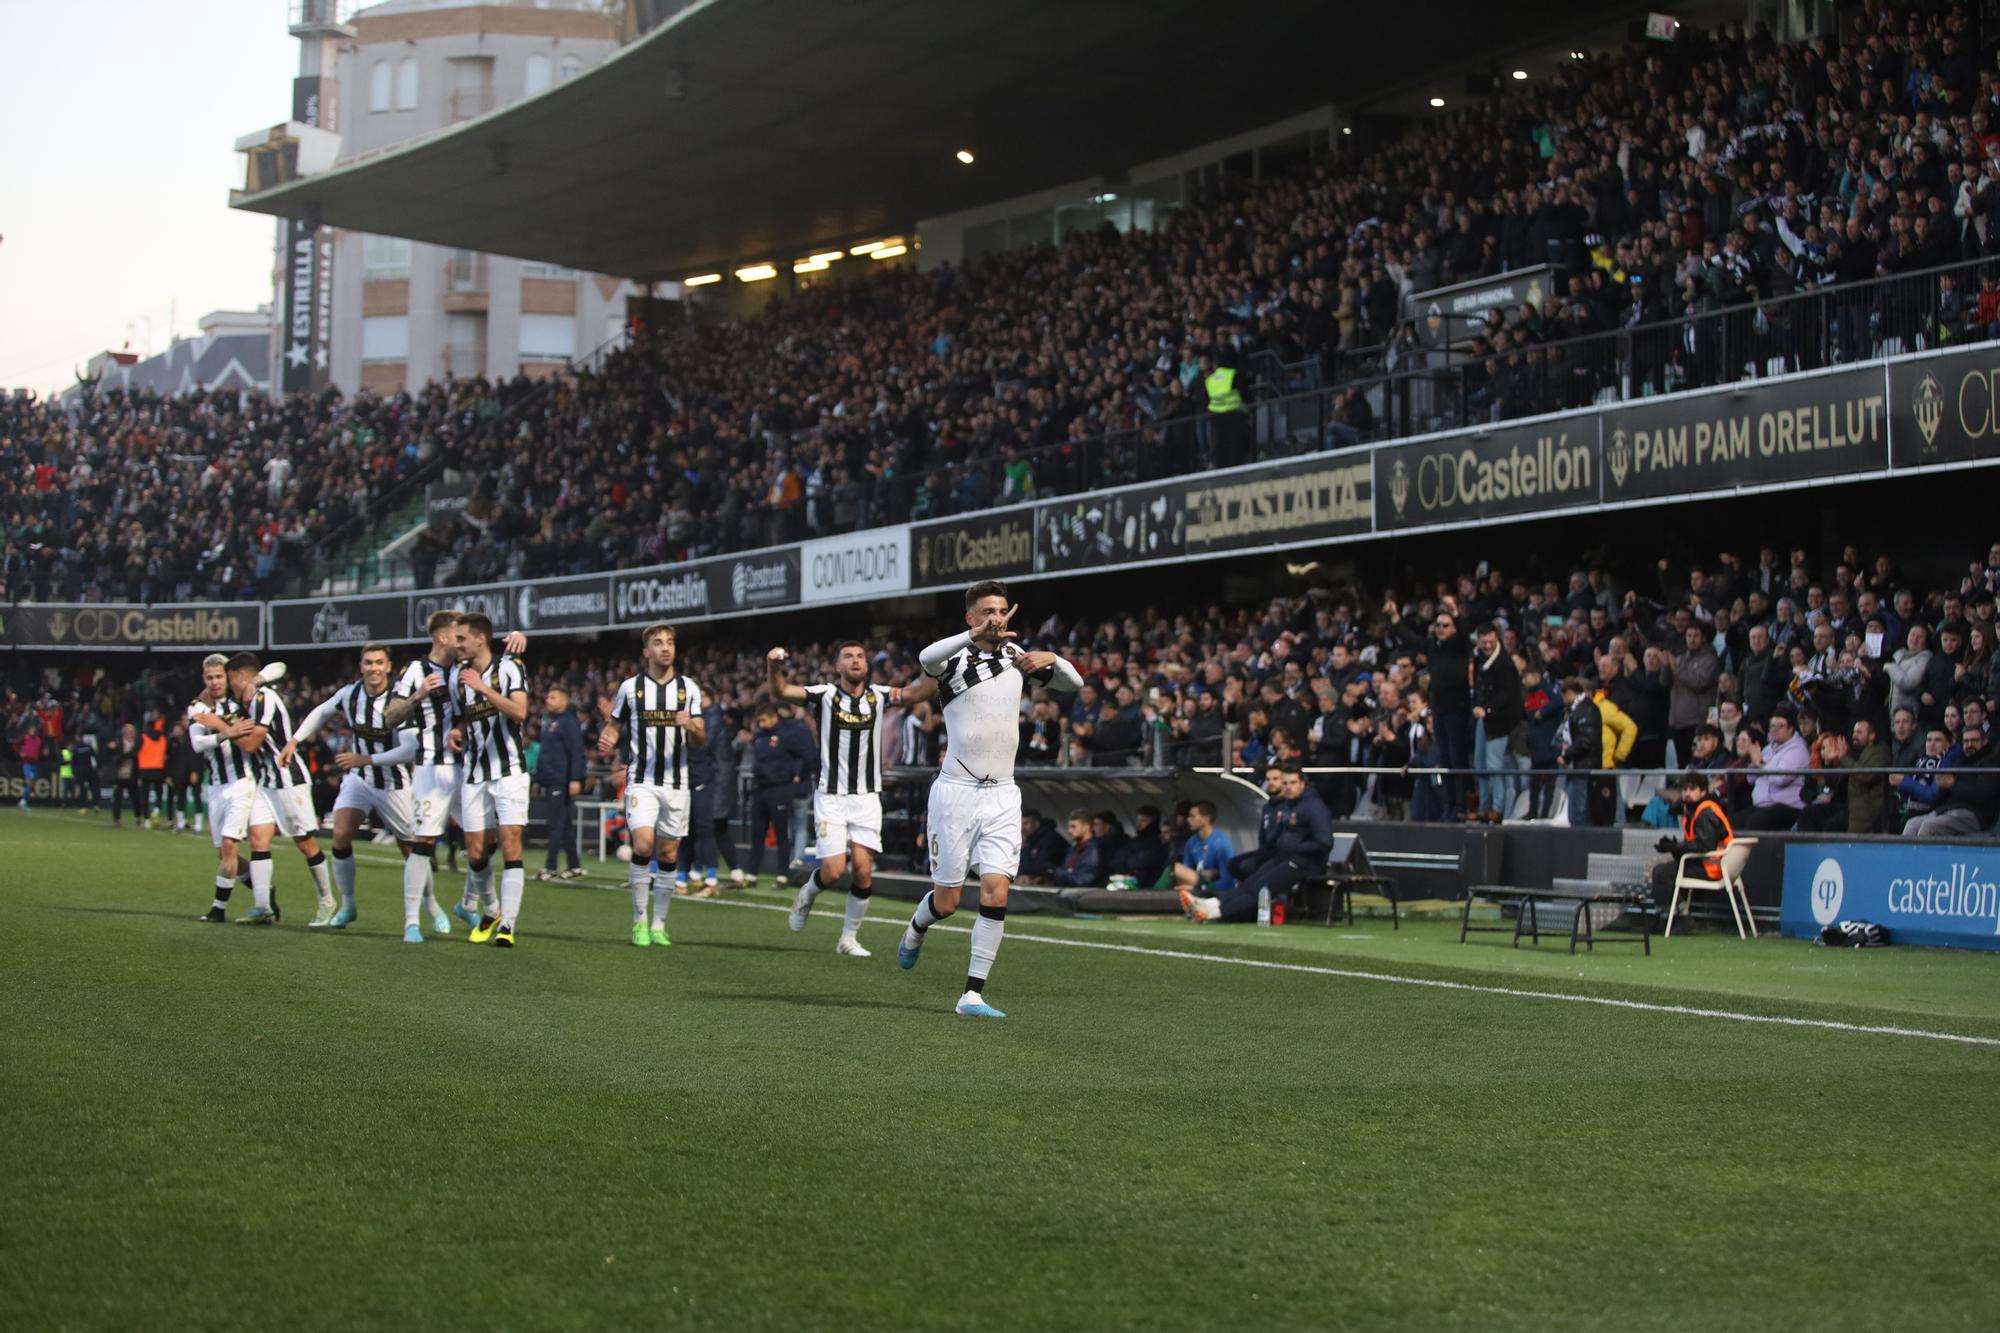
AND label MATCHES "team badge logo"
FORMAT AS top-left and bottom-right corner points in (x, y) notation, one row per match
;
(1607, 427), (1630, 488)
(1389, 459), (1409, 518)
(1912, 373), (1943, 450)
